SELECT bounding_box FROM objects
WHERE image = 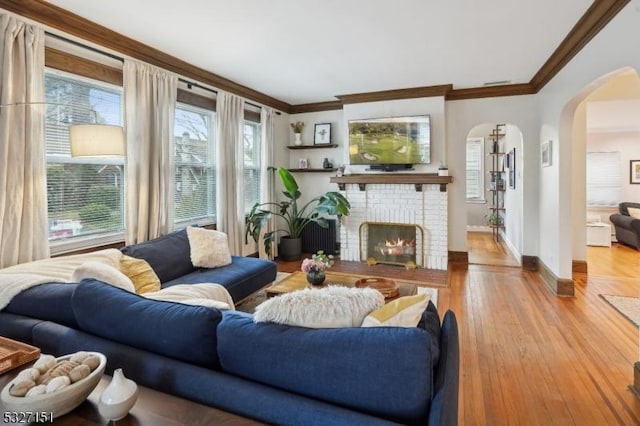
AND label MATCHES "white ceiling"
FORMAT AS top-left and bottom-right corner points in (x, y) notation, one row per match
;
(44, 0), (594, 105)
